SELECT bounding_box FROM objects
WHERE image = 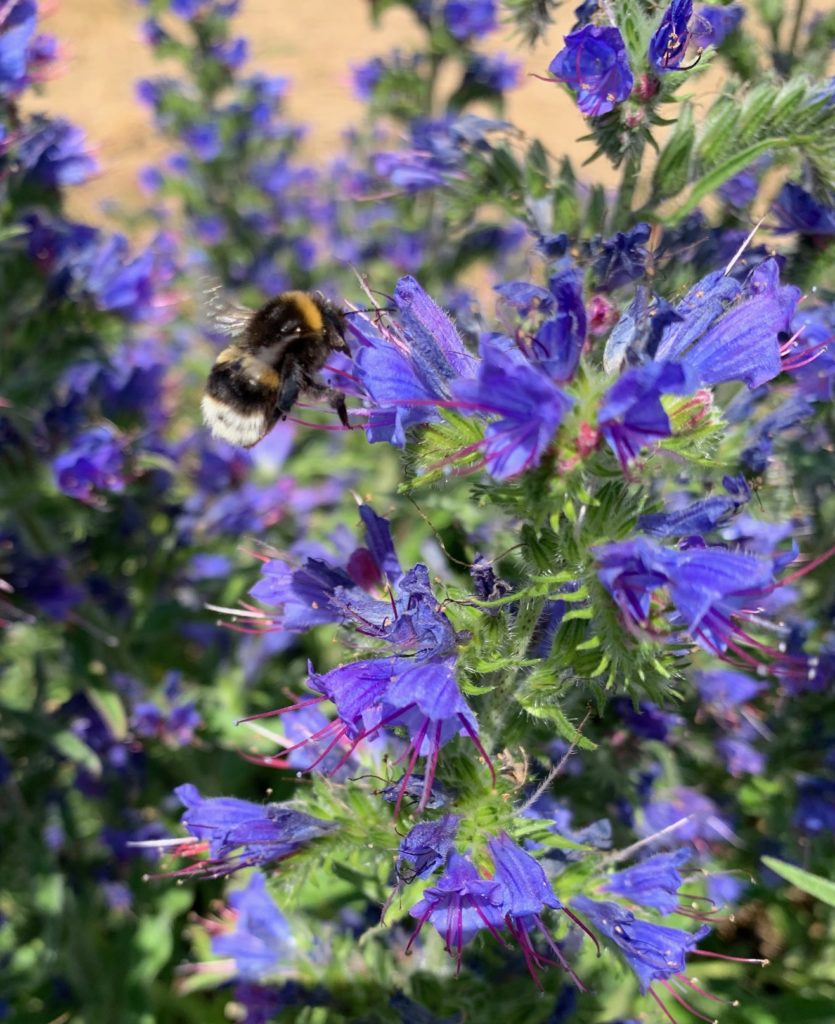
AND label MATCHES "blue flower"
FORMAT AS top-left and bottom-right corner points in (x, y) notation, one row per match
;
(380, 659), (486, 811)
(655, 259), (801, 389)
(487, 832), (588, 988)
(0, 530), (83, 620)
(591, 224), (652, 292)
(717, 735), (765, 777)
(649, 0), (694, 73)
(692, 3), (744, 48)
(453, 341), (574, 479)
(408, 853), (505, 967)
(182, 122), (223, 161)
(571, 896), (709, 992)
(548, 26), (634, 117)
(530, 268), (587, 382)
(15, 117), (98, 187)
(397, 814), (461, 880)
(611, 698), (682, 741)
(637, 492), (748, 538)
(0, 0), (36, 96)
(53, 426), (126, 503)
(603, 288), (683, 373)
(443, 0), (498, 40)
(598, 361), (692, 469)
(211, 873), (294, 981)
(172, 783), (336, 878)
(641, 786), (737, 846)
(772, 183), (835, 237)
(718, 156), (770, 208)
(464, 53), (521, 92)
(354, 276), (476, 446)
(740, 394), (814, 474)
(794, 777), (835, 834)
(351, 56), (385, 100)
(593, 536), (777, 652)
(603, 849), (690, 915)
(694, 669), (764, 712)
